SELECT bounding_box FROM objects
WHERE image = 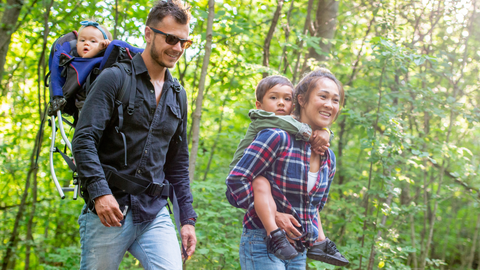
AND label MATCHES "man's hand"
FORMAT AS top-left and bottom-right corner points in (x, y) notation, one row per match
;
(310, 129), (330, 155)
(94, 194), (123, 227)
(181, 224), (196, 259)
(275, 212), (302, 243)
